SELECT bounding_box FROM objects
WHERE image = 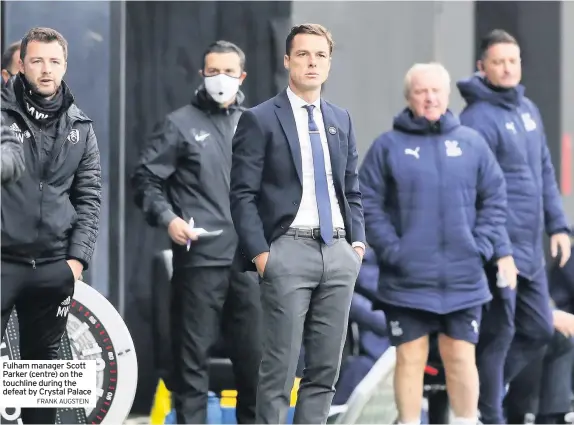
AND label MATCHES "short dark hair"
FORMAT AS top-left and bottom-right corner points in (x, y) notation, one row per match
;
(202, 40), (245, 70)
(1, 41), (21, 70)
(285, 23), (334, 56)
(20, 27), (68, 61)
(479, 29), (518, 59)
